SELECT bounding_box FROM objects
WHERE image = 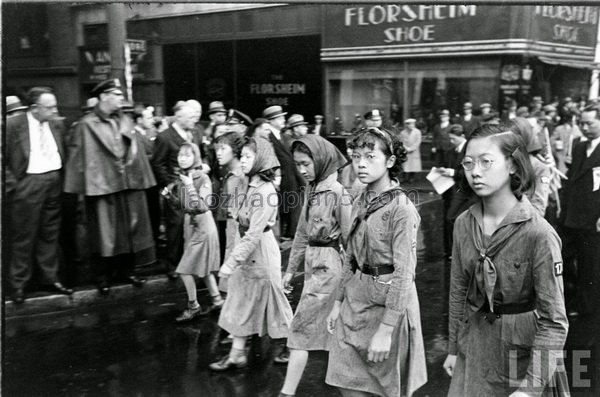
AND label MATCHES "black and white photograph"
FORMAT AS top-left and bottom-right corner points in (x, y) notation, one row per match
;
(2, 2), (600, 396)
